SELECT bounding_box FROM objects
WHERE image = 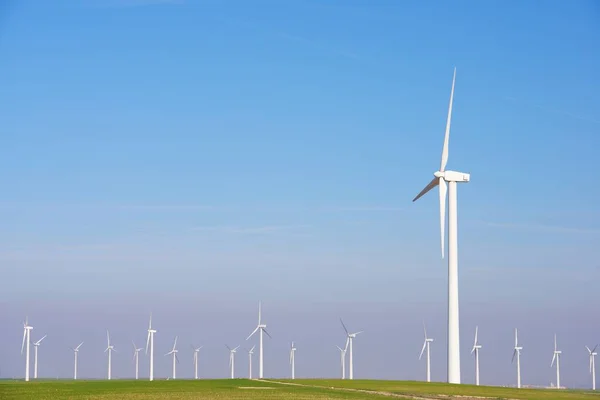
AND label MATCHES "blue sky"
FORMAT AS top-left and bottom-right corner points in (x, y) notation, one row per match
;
(0, 0), (599, 388)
